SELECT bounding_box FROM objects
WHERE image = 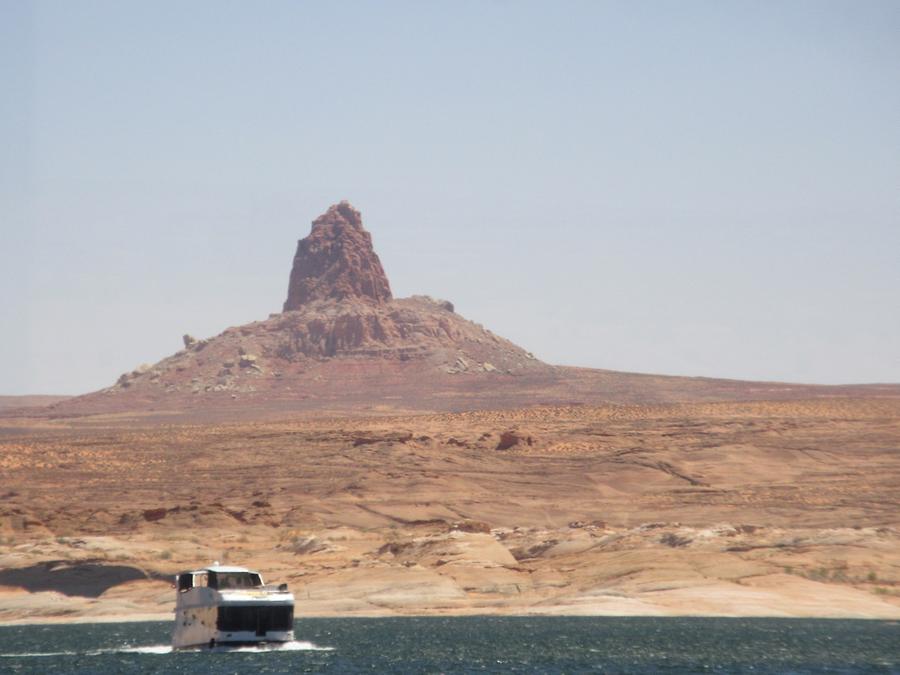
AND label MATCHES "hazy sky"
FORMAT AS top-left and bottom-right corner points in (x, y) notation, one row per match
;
(2, 1), (899, 395)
